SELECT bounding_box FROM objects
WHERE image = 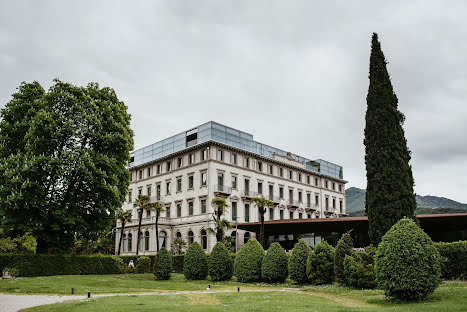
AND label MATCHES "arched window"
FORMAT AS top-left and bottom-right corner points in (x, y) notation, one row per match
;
(231, 231), (236, 238)
(188, 230), (194, 245)
(128, 233), (132, 252)
(176, 231), (182, 238)
(159, 231), (167, 249)
(201, 229), (207, 250)
(244, 232), (251, 244)
(139, 231), (144, 251)
(144, 231), (150, 251)
(123, 234), (127, 252)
